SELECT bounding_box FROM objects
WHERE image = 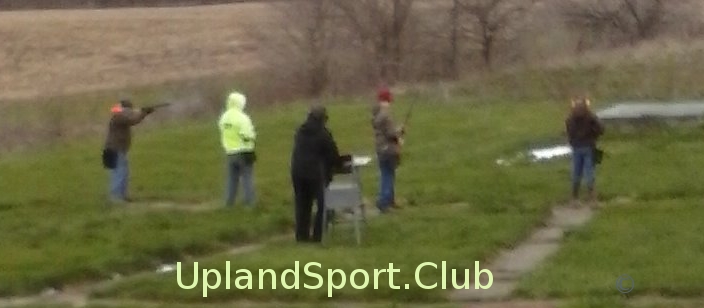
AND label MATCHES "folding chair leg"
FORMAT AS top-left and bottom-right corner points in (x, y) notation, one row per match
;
(324, 210), (333, 234)
(354, 216), (361, 246)
(329, 213), (335, 234)
(321, 208), (327, 245)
